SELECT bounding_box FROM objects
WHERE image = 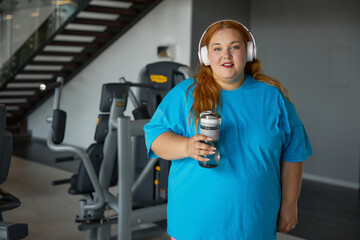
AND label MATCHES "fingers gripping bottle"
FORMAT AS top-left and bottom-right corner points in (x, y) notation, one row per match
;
(199, 111), (221, 168)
